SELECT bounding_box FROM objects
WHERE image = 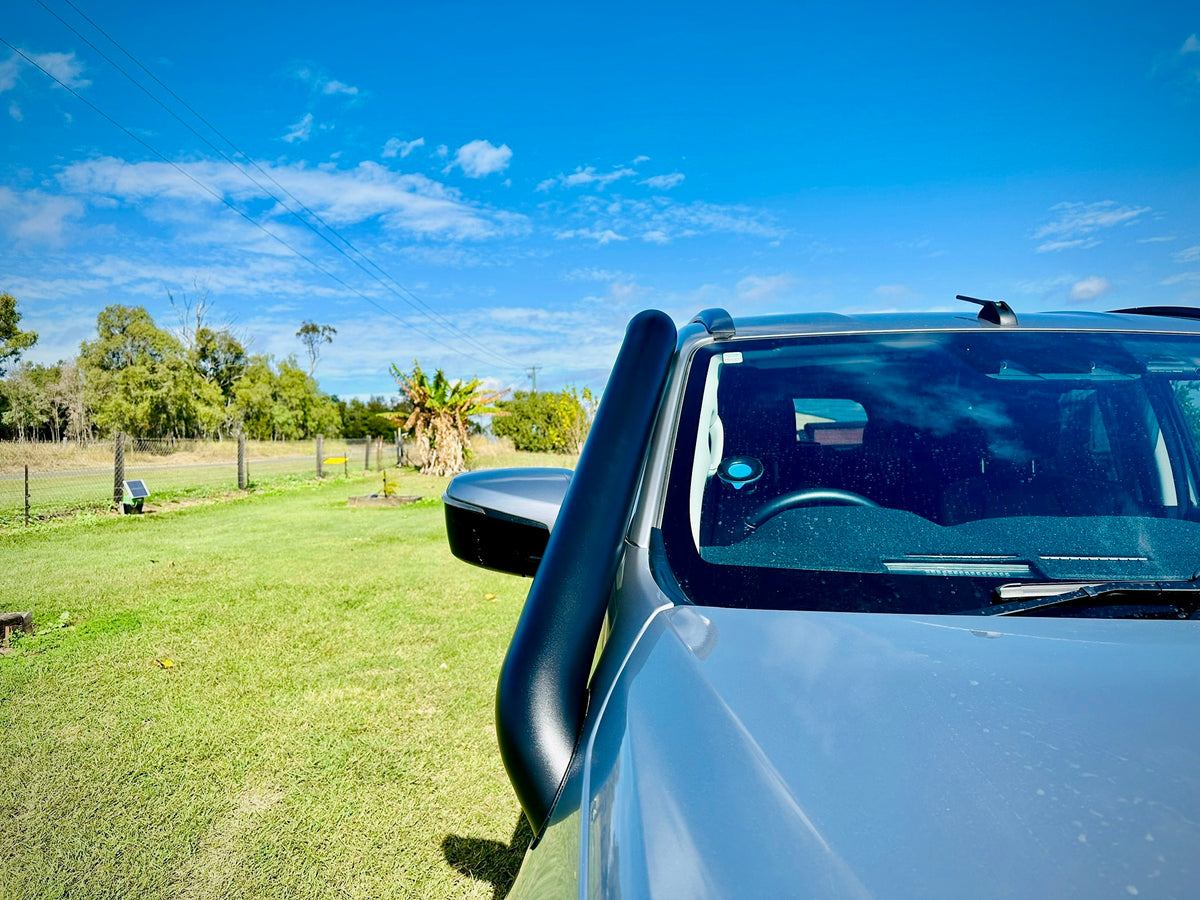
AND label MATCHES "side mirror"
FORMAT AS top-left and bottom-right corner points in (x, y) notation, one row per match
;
(443, 467), (572, 577)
